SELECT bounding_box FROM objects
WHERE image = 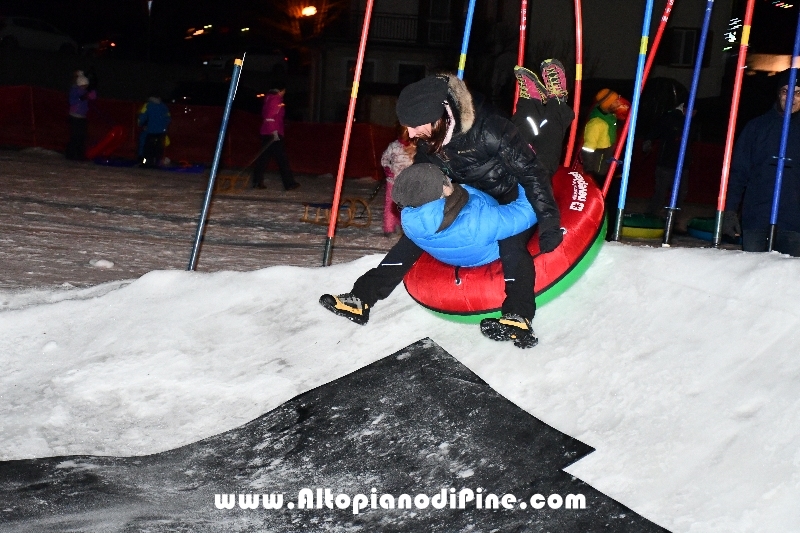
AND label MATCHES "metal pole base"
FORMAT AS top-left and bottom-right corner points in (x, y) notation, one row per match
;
(322, 237), (334, 266)
(767, 224), (777, 252)
(611, 208), (624, 241)
(663, 207), (677, 246)
(712, 210), (724, 248)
